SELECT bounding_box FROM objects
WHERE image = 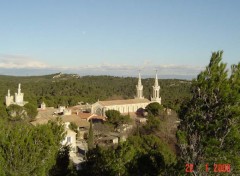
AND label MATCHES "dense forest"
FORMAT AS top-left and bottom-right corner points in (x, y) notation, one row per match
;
(0, 73), (191, 111)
